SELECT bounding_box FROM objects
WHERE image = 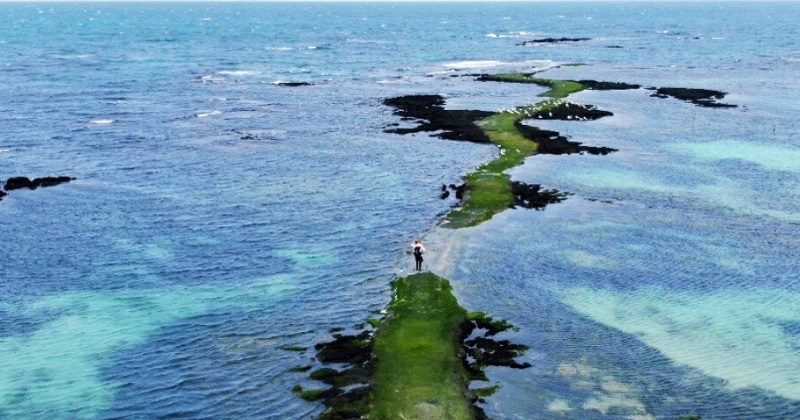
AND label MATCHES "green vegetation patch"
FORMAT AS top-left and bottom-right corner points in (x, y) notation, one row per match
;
(444, 78), (585, 228)
(478, 73), (584, 98)
(467, 311), (517, 336)
(371, 272), (475, 420)
(293, 273), (532, 419)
